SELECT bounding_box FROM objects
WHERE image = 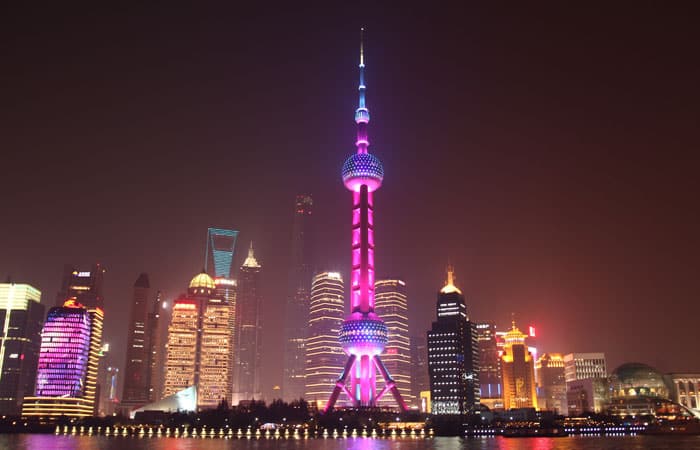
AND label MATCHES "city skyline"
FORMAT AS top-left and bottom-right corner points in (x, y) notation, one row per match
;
(2, 3), (700, 402)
